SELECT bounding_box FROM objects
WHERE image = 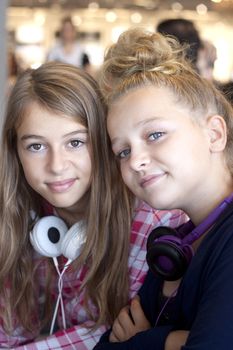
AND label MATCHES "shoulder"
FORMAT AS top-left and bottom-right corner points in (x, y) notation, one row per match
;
(131, 201), (187, 239)
(203, 206), (233, 251)
(188, 209), (233, 282)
